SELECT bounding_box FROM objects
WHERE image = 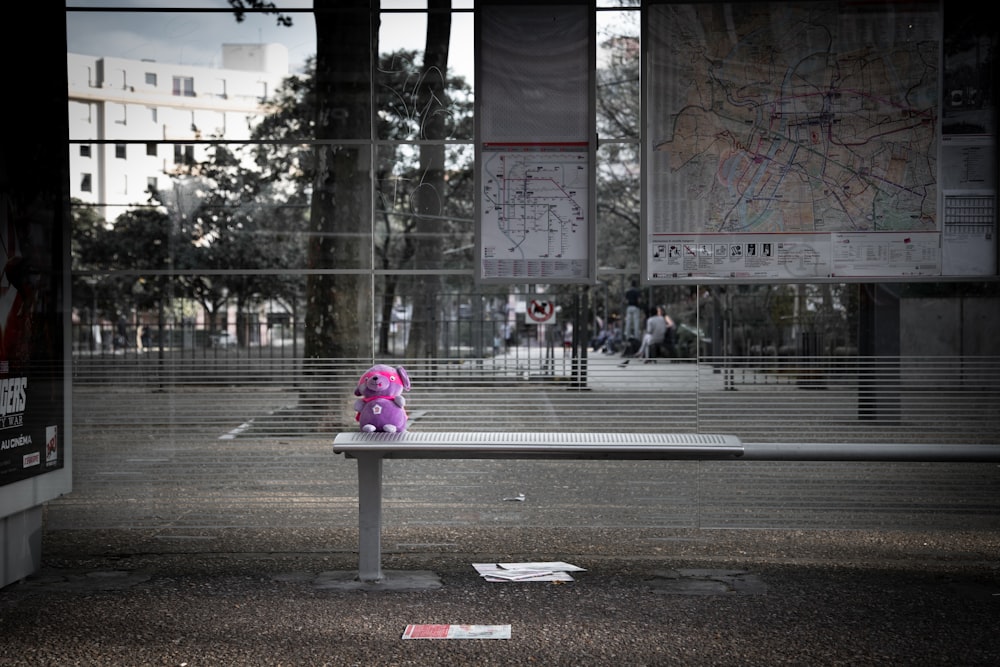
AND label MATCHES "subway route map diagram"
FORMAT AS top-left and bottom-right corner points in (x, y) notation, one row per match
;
(480, 147), (589, 281)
